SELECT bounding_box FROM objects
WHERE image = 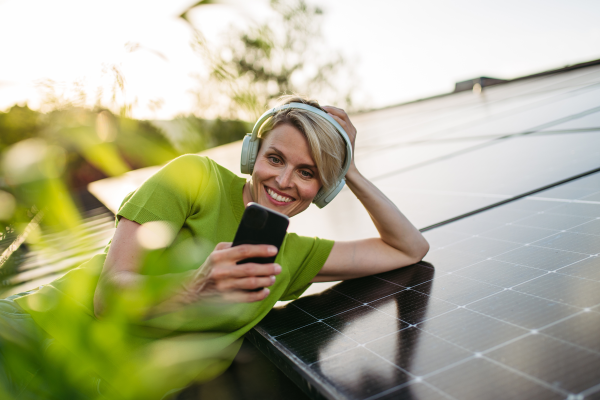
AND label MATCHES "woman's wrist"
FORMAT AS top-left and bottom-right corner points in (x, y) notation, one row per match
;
(344, 163), (362, 187)
(150, 269), (209, 314)
(180, 267), (211, 303)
